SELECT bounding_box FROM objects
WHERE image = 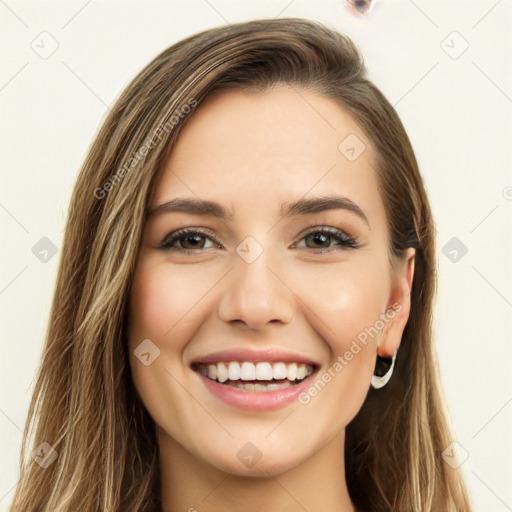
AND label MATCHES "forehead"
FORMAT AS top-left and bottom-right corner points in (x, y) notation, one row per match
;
(153, 87), (385, 227)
